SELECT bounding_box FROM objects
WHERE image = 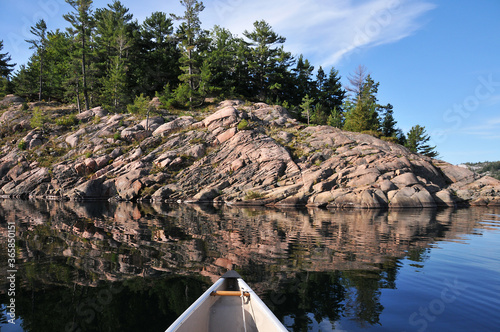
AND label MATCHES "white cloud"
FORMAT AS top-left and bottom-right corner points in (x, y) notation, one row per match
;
(461, 116), (500, 139)
(202, 0), (437, 67)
